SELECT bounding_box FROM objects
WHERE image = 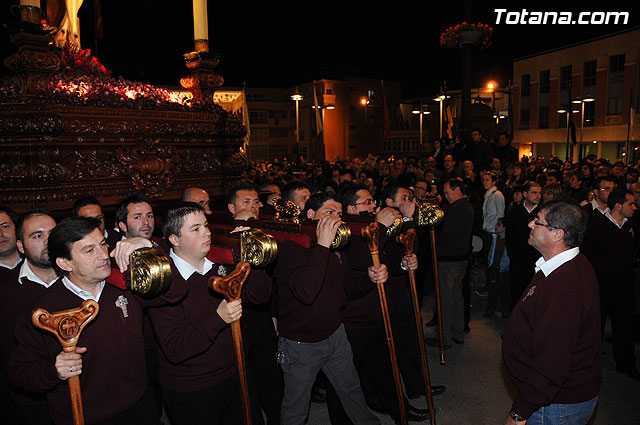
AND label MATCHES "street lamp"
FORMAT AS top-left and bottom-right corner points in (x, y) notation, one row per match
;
(571, 96), (595, 160)
(486, 80), (498, 111)
(433, 93), (446, 139)
(412, 101), (431, 150)
(557, 106), (580, 161)
(291, 88), (303, 151)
